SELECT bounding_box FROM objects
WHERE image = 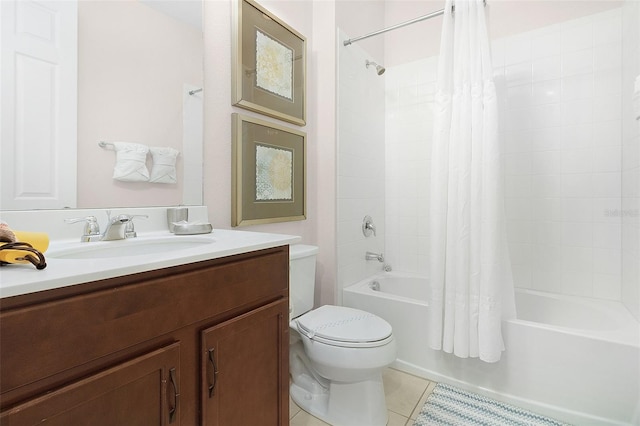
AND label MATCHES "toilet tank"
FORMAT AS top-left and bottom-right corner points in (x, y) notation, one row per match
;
(289, 244), (319, 321)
